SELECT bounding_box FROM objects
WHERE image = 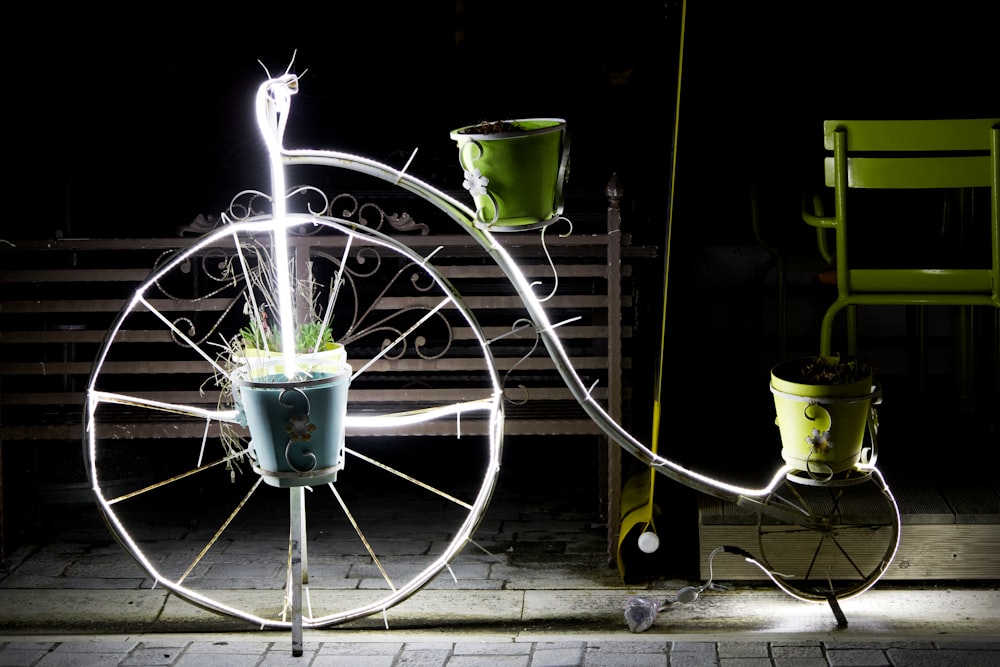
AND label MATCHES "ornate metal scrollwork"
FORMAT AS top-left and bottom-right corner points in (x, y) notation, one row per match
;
(156, 190), (452, 361)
